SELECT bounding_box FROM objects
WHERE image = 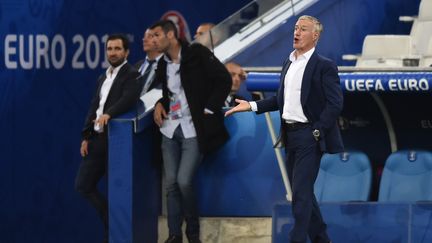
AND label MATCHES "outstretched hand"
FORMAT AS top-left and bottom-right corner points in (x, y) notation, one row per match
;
(224, 99), (252, 117)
